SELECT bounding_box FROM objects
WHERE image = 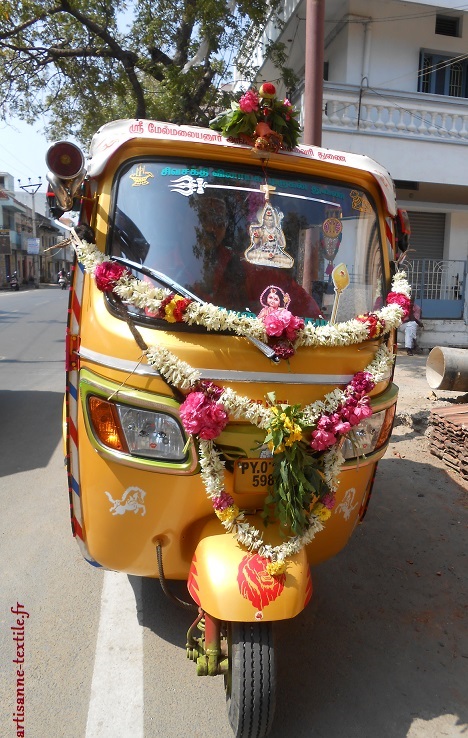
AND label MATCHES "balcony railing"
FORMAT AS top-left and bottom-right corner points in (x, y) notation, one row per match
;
(404, 259), (467, 319)
(322, 83), (468, 142)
